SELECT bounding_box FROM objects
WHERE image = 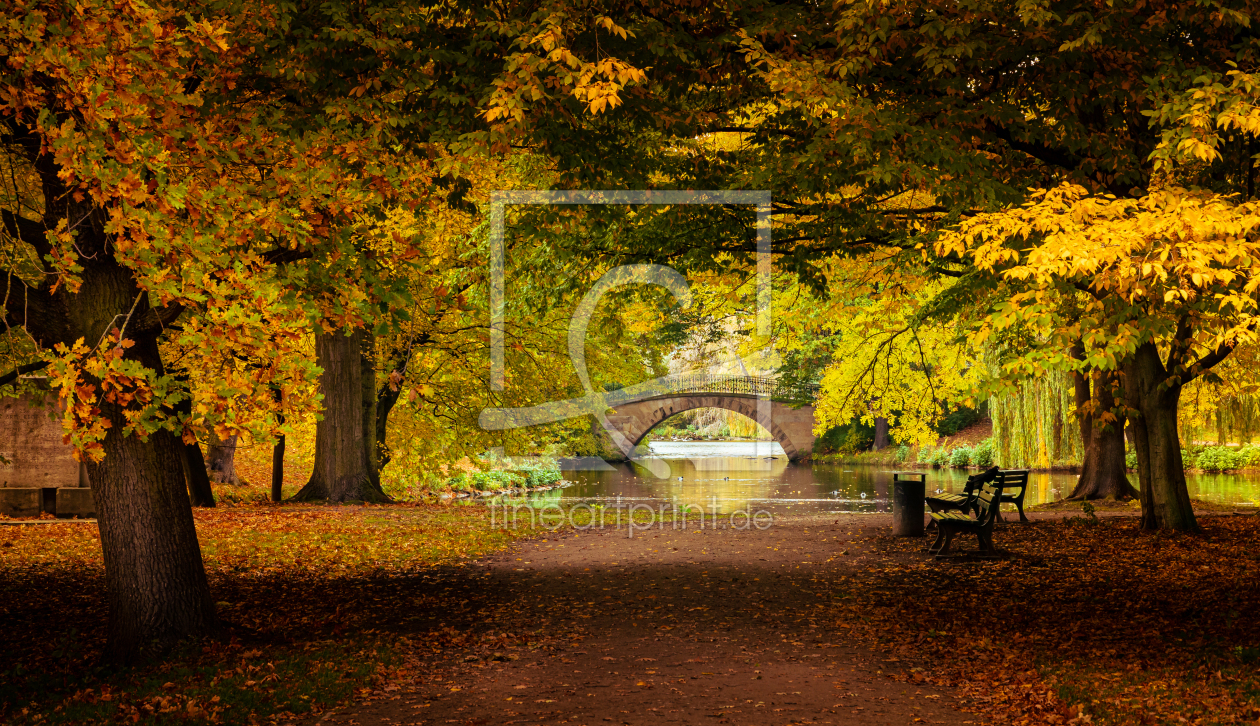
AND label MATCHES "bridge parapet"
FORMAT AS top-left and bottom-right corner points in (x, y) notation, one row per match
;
(604, 389), (818, 462)
(614, 373), (818, 407)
